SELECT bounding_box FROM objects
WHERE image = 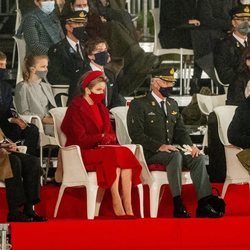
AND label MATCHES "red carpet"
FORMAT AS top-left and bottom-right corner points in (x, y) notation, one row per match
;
(1, 183), (250, 249)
